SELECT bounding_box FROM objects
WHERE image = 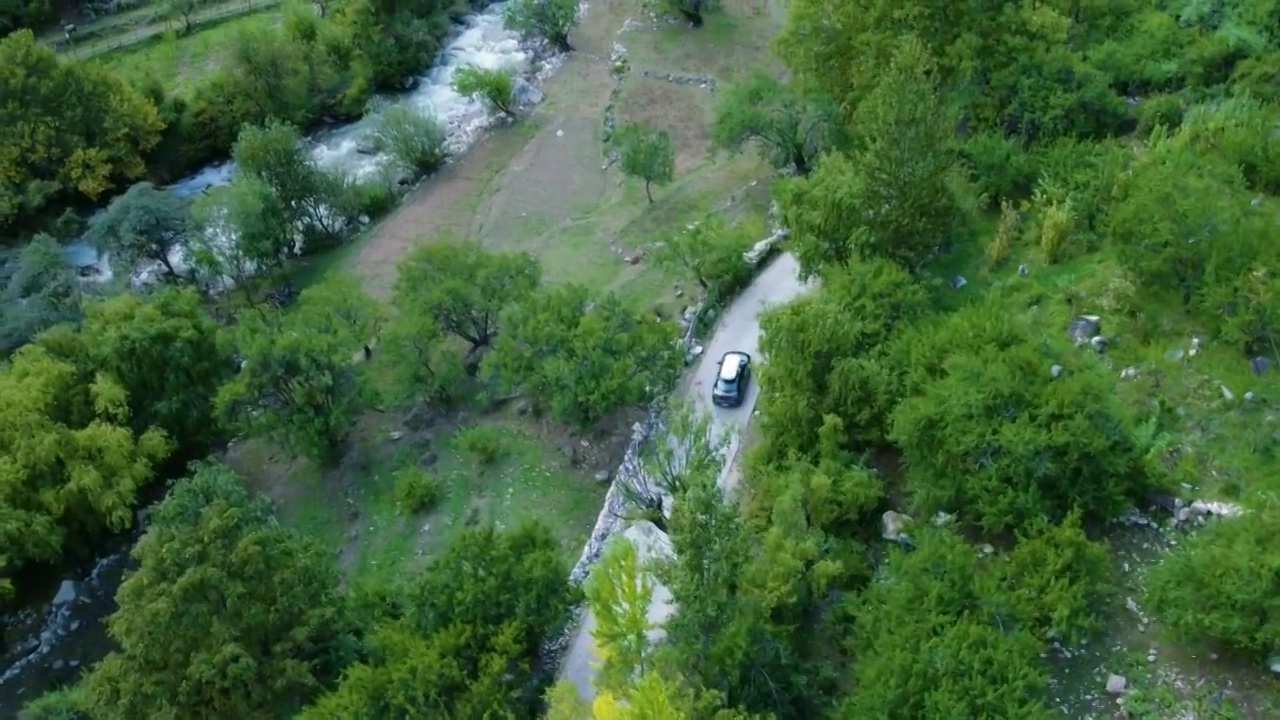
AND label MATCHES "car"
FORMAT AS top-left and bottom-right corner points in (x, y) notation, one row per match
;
(711, 351), (752, 408)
